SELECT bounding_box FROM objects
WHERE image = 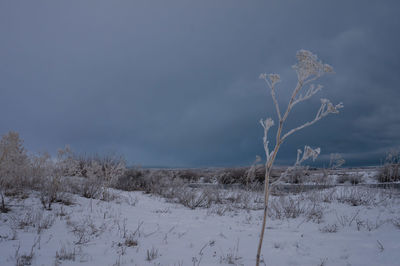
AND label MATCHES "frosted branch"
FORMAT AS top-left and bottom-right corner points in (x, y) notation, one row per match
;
(292, 84), (322, 106)
(329, 153), (345, 169)
(260, 73), (282, 121)
(281, 99), (343, 142)
(295, 145), (320, 166)
(271, 145), (320, 186)
(259, 118), (274, 161)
